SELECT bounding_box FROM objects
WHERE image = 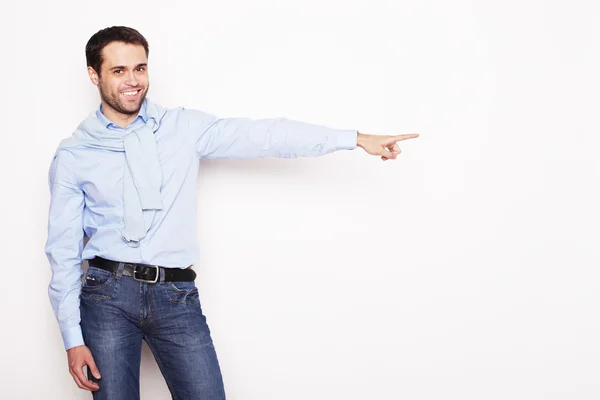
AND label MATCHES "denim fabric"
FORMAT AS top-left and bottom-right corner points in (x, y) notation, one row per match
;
(80, 262), (226, 399)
